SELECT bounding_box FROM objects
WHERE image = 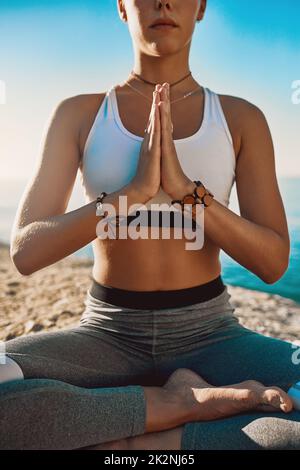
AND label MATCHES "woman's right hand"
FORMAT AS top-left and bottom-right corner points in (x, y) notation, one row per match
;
(129, 85), (162, 202)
